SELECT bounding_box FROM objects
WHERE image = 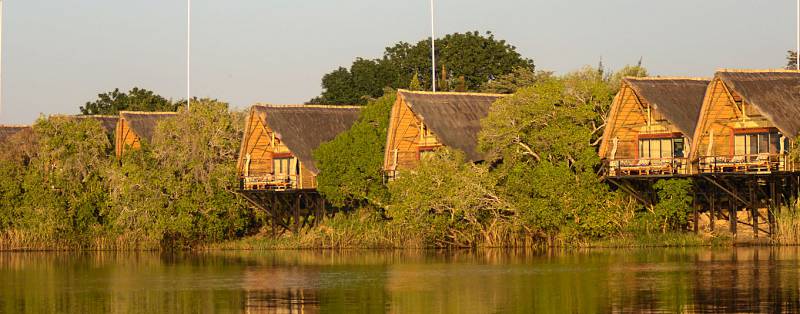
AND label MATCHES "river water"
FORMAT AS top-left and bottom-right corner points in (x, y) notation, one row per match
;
(1, 248), (799, 313)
